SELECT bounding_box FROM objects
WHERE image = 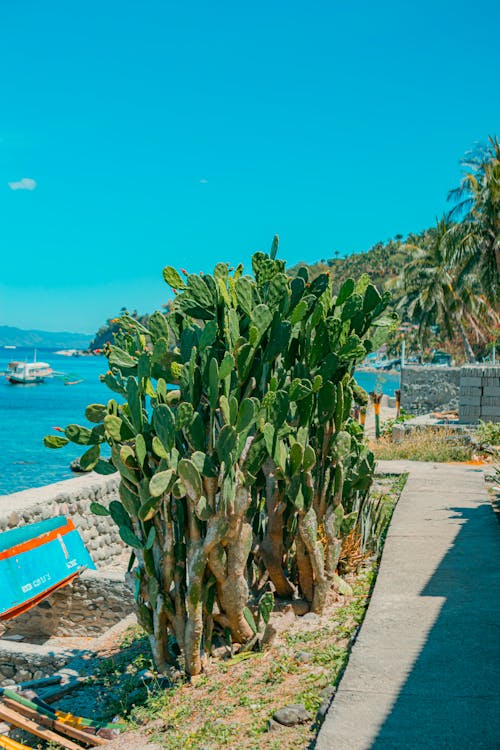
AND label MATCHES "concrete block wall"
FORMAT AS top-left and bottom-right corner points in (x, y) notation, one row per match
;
(0, 473), (124, 566)
(459, 366), (500, 423)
